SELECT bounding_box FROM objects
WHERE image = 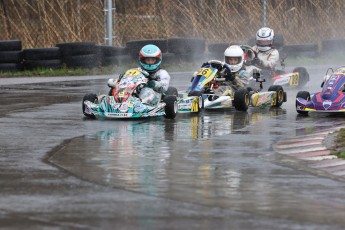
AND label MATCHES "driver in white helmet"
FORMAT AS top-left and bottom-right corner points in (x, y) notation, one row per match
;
(246, 27), (280, 77)
(202, 45), (249, 94)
